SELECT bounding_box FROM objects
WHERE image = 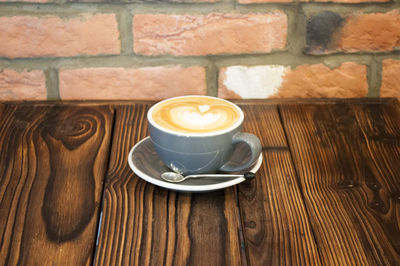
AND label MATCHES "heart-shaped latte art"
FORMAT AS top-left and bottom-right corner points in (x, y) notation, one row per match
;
(198, 104), (210, 113)
(151, 97), (241, 133)
(170, 105), (224, 130)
